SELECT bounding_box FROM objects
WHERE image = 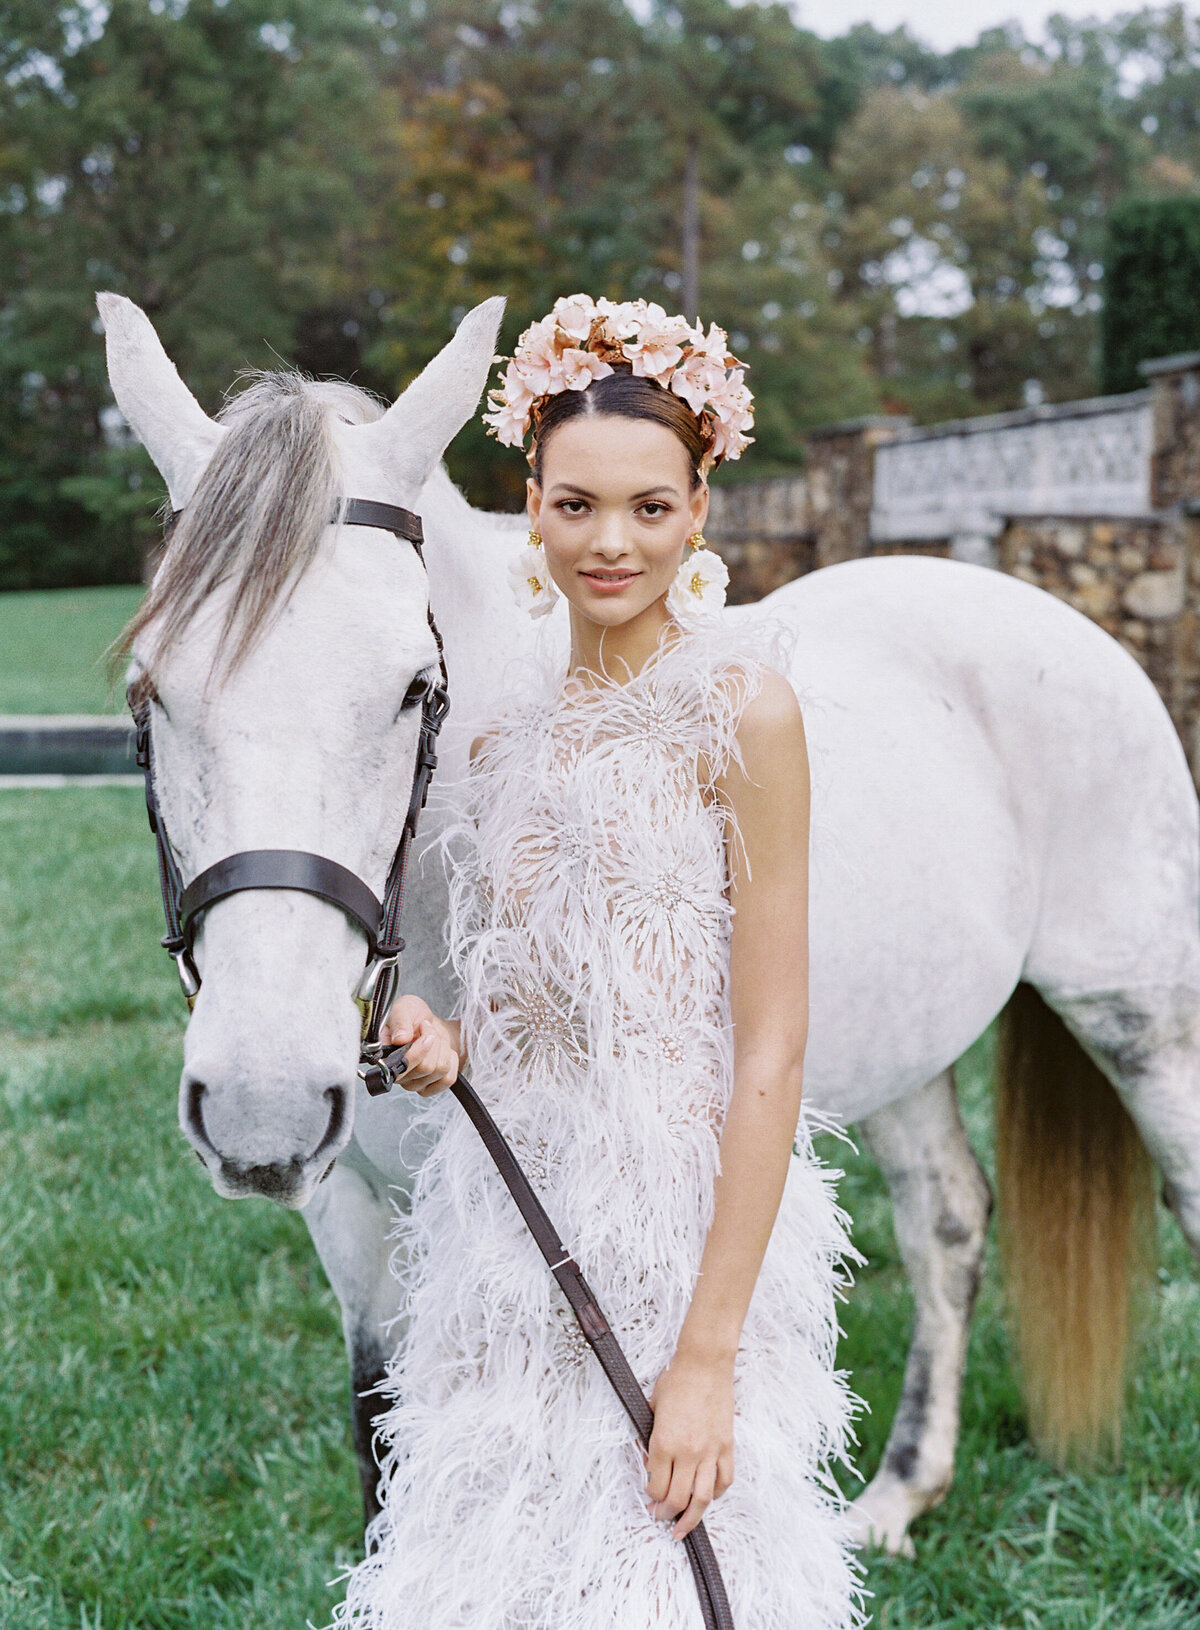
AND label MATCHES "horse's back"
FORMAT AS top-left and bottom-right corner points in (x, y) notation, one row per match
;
(728, 555), (1200, 1114)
